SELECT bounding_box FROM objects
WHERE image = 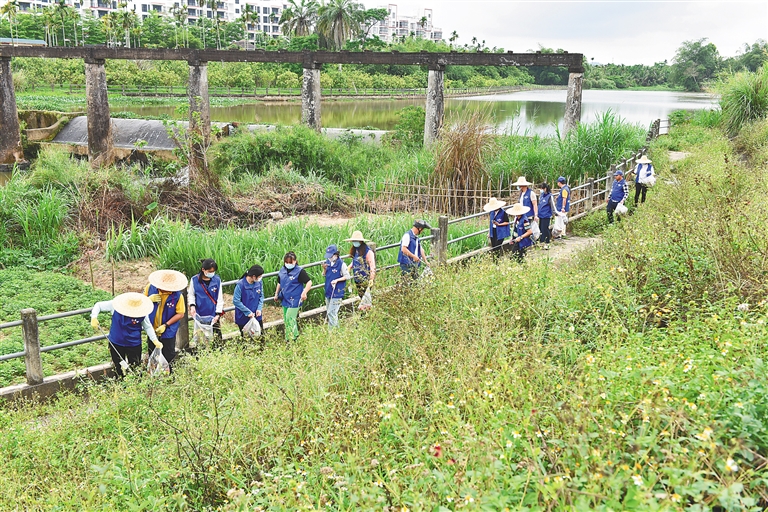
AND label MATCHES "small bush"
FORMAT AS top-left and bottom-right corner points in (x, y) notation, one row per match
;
(385, 106), (426, 150)
(719, 64), (768, 136)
